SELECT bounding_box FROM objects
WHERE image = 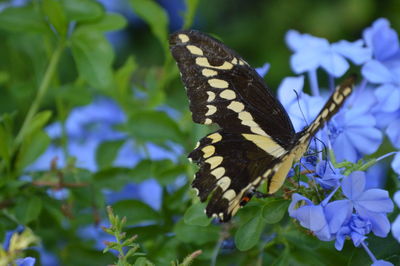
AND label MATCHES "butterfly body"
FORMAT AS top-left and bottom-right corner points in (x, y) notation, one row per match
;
(169, 30), (354, 222)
